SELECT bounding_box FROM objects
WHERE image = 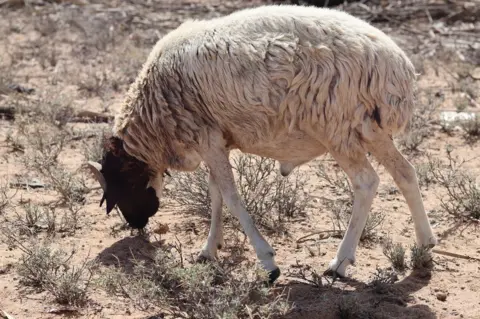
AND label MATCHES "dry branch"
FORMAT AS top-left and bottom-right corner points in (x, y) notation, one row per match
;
(0, 106), (113, 123)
